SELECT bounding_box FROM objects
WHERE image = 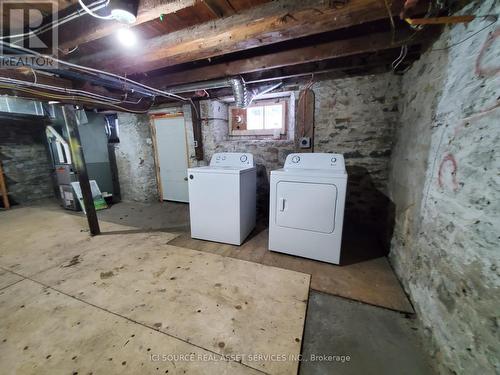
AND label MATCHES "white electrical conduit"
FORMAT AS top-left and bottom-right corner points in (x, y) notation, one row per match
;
(0, 0), (110, 40)
(0, 41), (188, 102)
(247, 81), (283, 107)
(78, 0), (113, 19)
